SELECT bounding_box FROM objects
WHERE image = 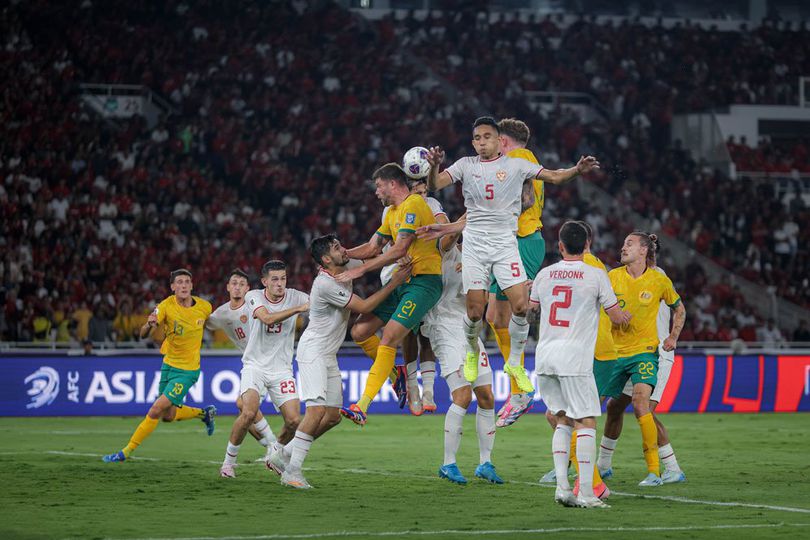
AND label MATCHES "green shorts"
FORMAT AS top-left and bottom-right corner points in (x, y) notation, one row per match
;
(490, 231), (545, 300)
(604, 352), (658, 399)
(372, 274), (442, 332)
(158, 363), (200, 407)
(592, 358), (617, 397)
